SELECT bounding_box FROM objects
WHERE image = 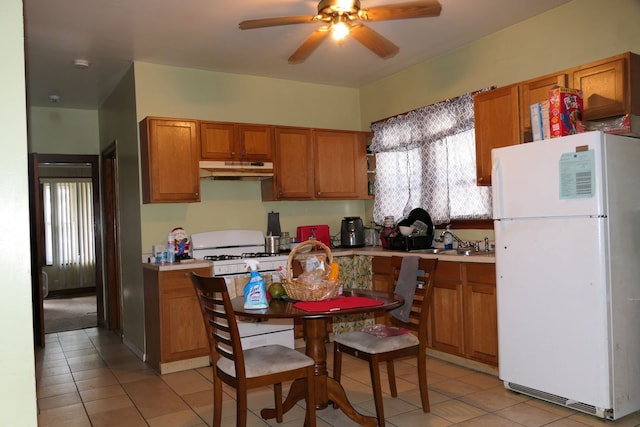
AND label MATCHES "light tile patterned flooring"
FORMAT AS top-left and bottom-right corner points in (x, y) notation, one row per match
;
(36, 328), (640, 426)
